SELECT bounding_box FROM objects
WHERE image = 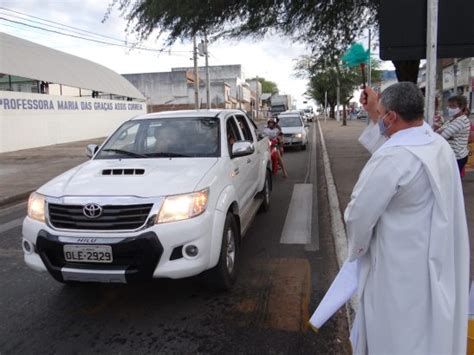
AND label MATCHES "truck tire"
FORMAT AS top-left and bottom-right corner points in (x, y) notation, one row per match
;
(258, 170), (271, 213)
(209, 213), (239, 290)
(301, 144), (307, 151)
